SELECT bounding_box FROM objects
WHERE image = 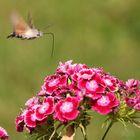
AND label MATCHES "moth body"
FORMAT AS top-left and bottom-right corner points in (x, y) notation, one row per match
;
(8, 29), (43, 40)
(7, 12), (43, 40)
